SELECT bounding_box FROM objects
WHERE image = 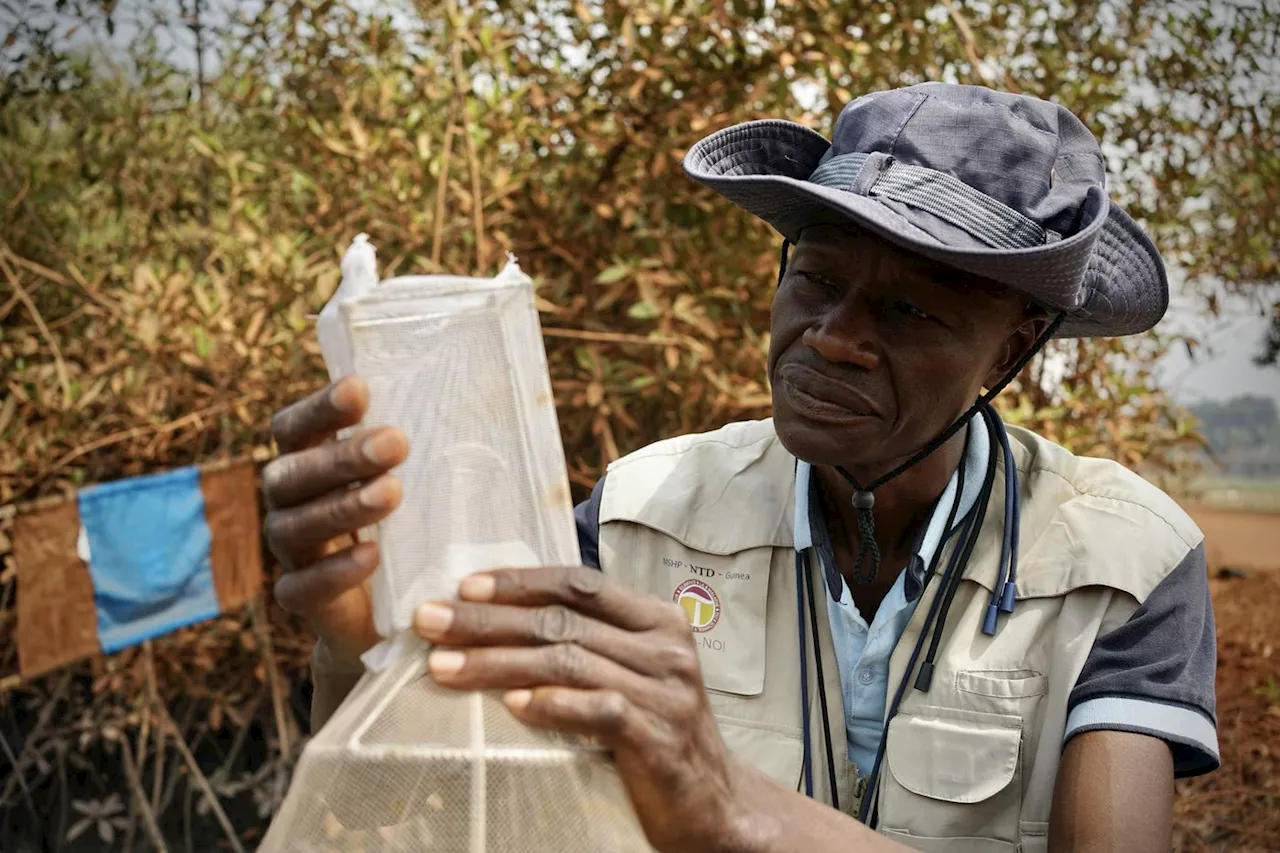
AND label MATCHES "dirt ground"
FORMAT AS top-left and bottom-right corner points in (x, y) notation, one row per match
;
(1184, 504), (1280, 573)
(1173, 568), (1280, 852)
(1179, 499), (1278, 849)
(0, 505), (1274, 851)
